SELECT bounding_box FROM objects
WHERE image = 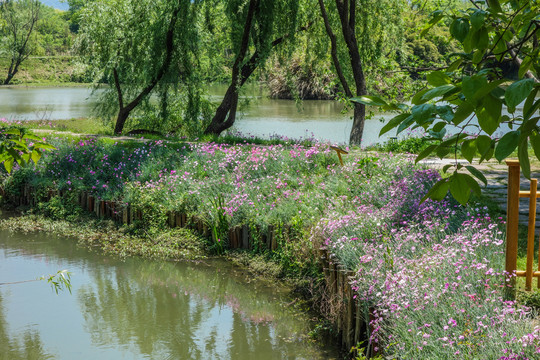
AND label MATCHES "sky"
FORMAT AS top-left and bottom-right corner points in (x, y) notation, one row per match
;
(41, 0), (69, 11)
